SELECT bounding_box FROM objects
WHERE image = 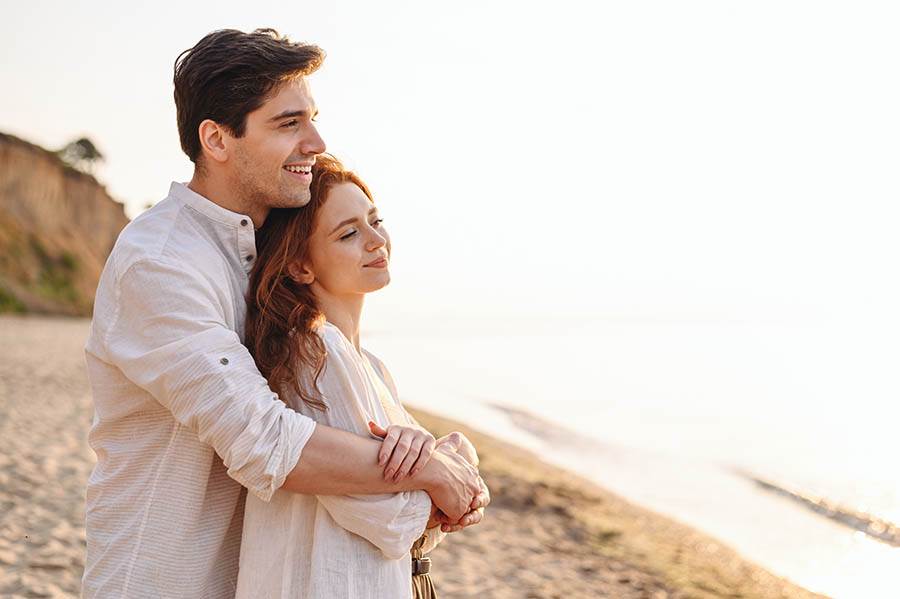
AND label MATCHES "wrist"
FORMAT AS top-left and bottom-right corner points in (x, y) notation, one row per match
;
(416, 452), (442, 494)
